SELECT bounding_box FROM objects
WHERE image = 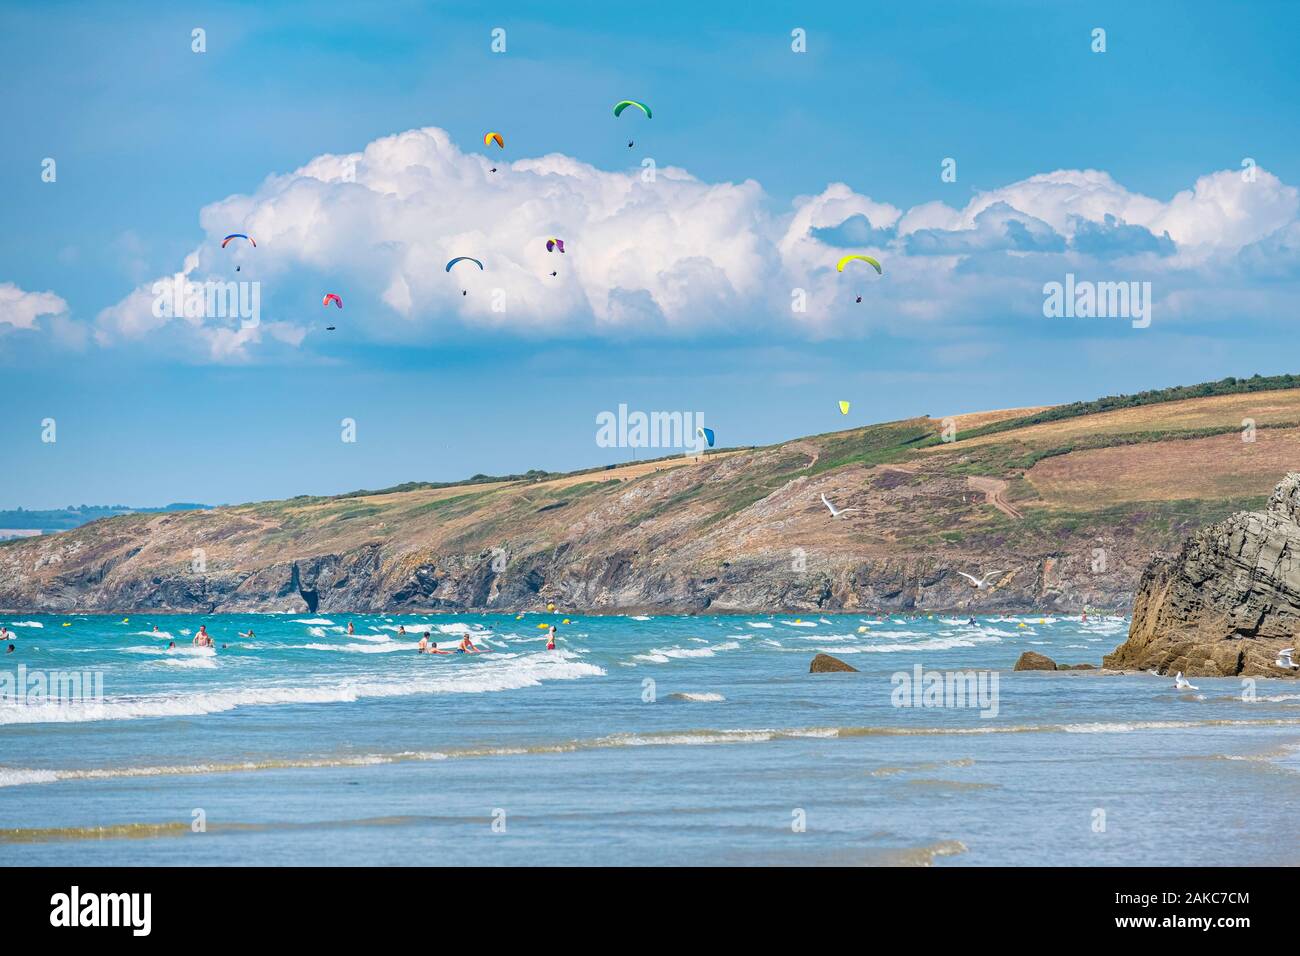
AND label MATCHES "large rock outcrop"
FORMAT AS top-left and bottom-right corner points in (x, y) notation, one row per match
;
(1104, 473), (1300, 677)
